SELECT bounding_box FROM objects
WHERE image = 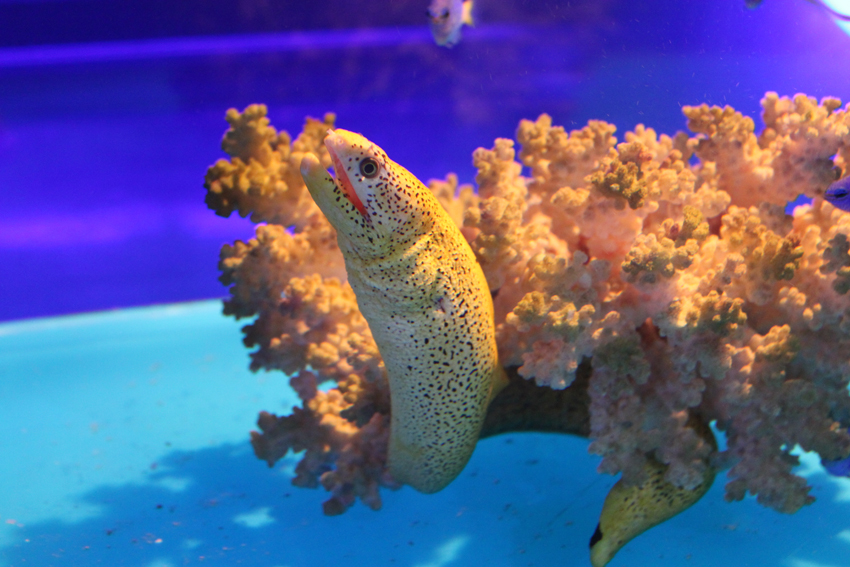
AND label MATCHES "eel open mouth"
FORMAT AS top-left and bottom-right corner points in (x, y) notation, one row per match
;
(324, 130), (369, 219)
